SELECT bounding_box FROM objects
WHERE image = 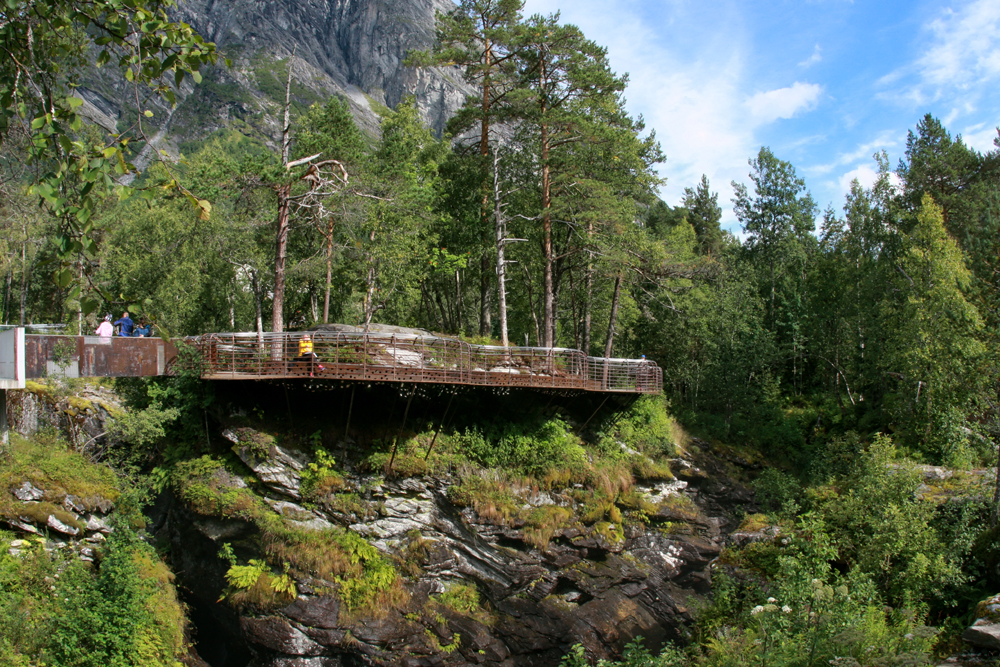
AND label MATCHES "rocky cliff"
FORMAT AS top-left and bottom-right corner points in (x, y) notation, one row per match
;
(78, 0), (470, 157)
(156, 422), (759, 667)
